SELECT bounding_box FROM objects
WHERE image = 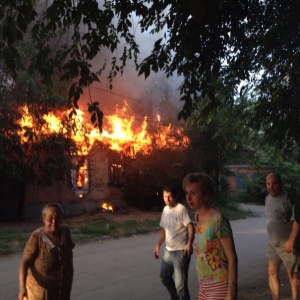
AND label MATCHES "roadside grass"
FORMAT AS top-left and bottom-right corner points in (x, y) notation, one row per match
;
(185, 201), (258, 222)
(0, 206), (256, 256)
(70, 218), (160, 242)
(218, 205), (257, 220)
(0, 230), (29, 255)
(0, 218), (161, 256)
